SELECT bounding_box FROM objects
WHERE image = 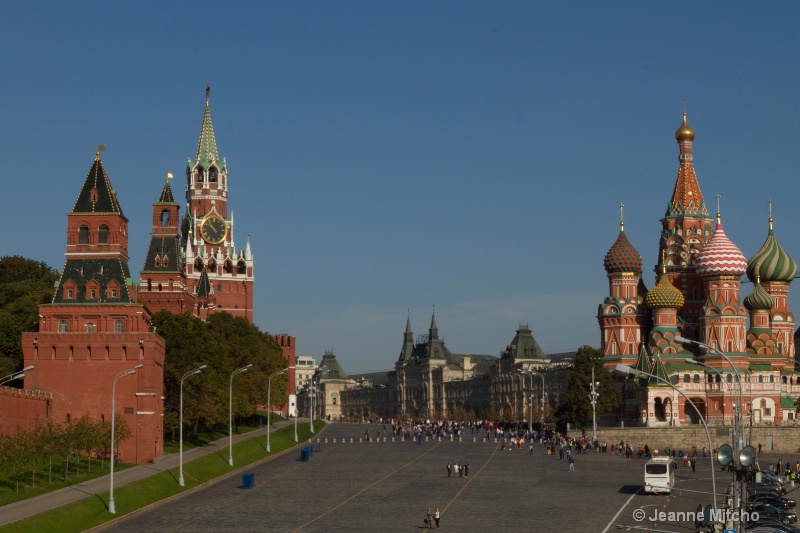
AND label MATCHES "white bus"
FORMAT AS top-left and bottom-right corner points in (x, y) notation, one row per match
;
(644, 456), (677, 494)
